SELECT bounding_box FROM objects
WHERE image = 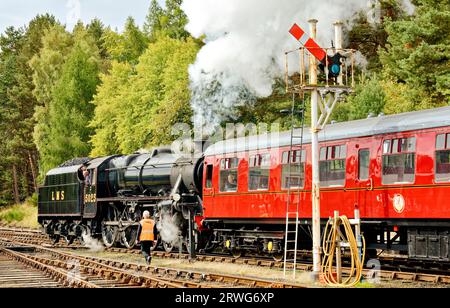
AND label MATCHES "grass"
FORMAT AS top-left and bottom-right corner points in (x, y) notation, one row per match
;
(0, 202), (39, 229)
